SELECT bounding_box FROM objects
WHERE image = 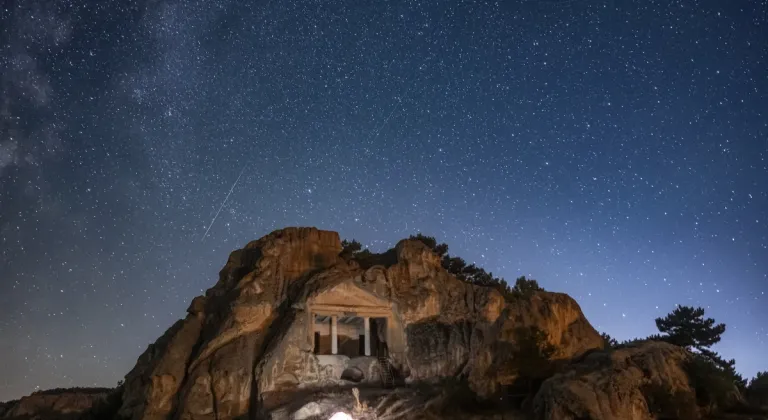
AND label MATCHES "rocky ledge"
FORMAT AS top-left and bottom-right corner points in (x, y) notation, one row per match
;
(0, 388), (110, 420)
